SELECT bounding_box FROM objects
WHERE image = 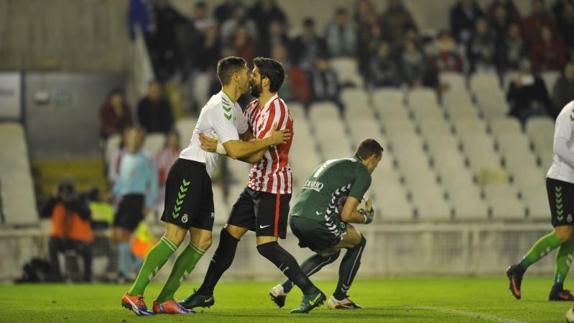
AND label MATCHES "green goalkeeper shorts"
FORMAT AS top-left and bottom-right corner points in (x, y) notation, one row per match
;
(289, 215), (346, 253)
